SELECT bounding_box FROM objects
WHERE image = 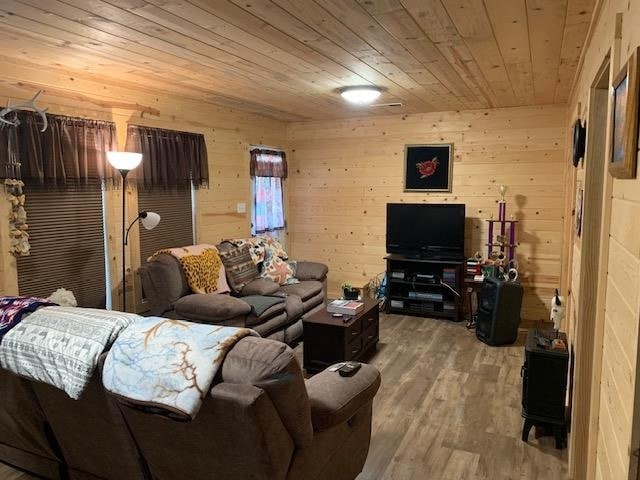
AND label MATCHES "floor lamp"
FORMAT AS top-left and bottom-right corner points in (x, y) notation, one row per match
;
(107, 151), (160, 312)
